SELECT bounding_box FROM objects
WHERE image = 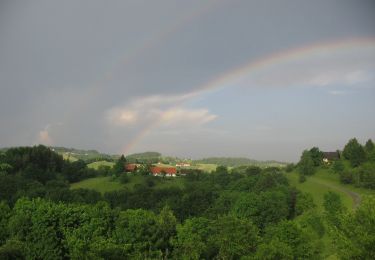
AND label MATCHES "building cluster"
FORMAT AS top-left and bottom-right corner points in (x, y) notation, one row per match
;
(322, 151), (340, 164)
(124, 163), (179, 177)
